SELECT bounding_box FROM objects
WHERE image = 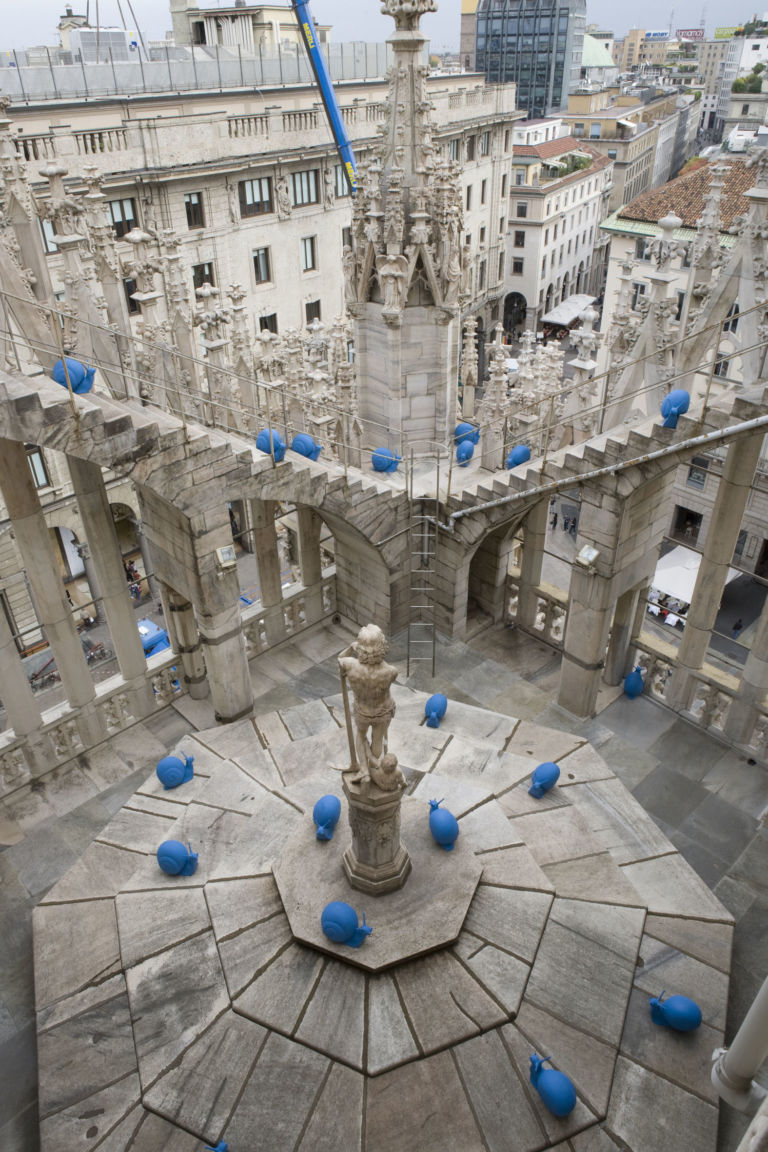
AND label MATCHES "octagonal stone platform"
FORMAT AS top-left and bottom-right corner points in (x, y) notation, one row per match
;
(273, 796), (483, 970)
(33, 684), (735, 1152)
